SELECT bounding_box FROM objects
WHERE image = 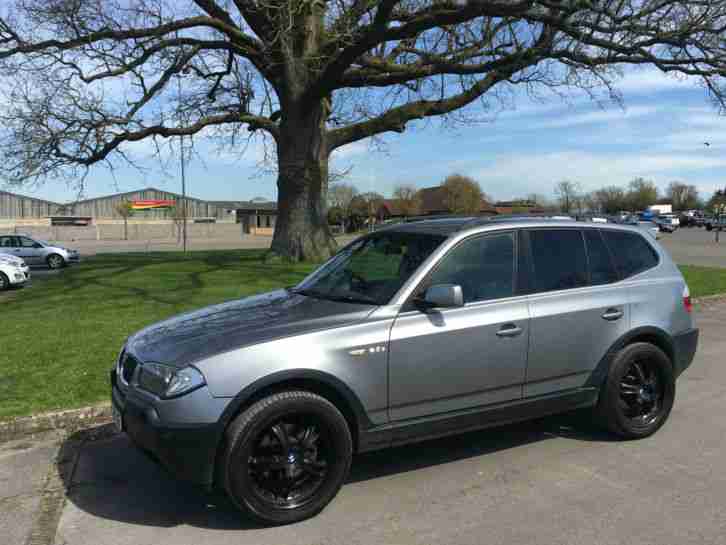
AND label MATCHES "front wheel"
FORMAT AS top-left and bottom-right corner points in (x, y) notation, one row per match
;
(223, 391), (353, 525)
(0, 272), (8, 291)
(46, 254), (65, 269)
(597, 343), (675, 439)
